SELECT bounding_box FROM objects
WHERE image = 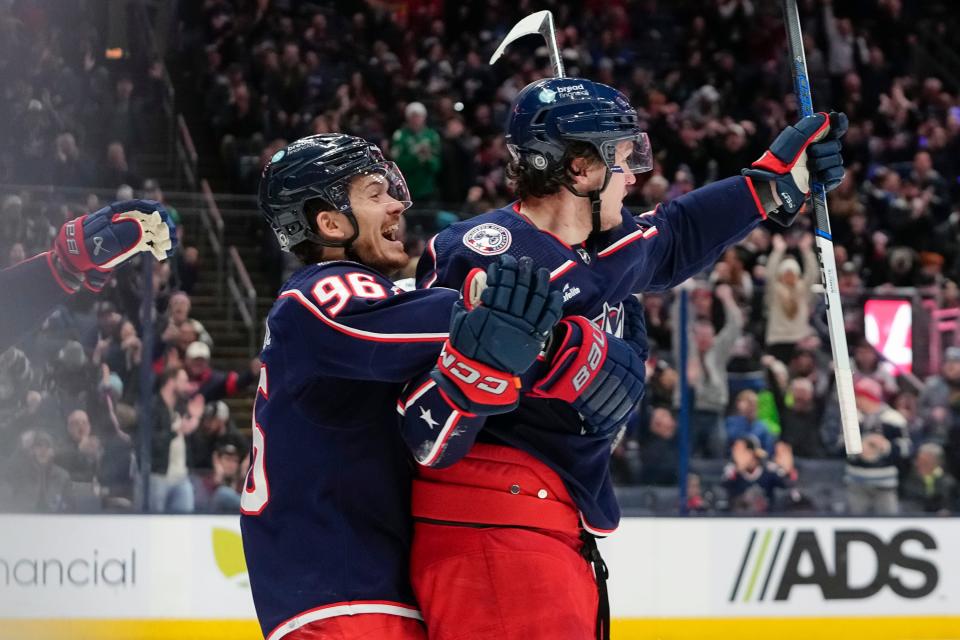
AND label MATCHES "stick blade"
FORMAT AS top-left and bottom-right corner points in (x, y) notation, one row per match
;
(489, 10), (552, 65)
